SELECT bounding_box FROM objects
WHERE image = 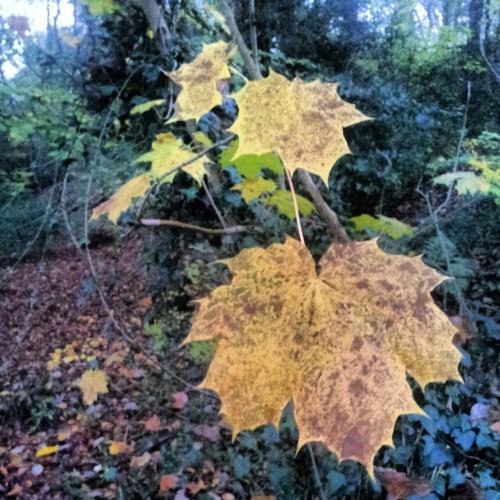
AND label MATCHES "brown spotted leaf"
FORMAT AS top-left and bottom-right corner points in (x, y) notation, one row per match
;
(229, 70), (370, 185)
(184, 238), (461, 473)
(168, 41), (231, 122)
